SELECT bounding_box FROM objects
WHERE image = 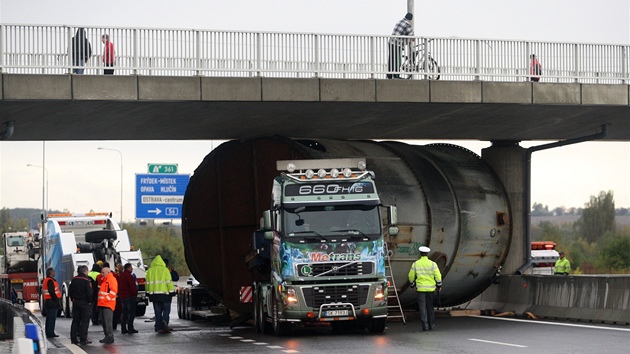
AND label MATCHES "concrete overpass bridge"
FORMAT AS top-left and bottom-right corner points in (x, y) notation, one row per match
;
(0, 24), (628, 323)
